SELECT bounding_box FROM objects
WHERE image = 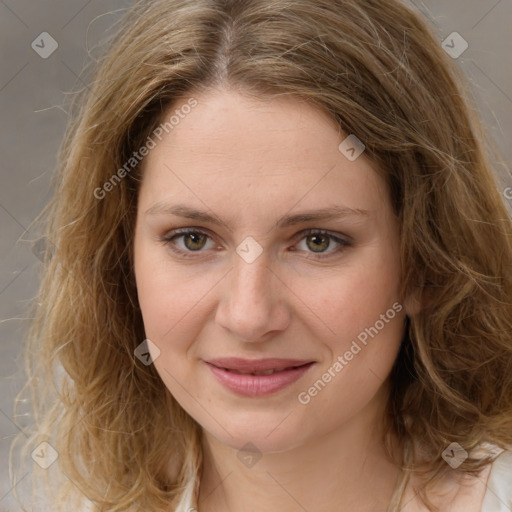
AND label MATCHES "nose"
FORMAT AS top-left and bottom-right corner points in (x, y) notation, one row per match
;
(215, 252), (291, 342)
